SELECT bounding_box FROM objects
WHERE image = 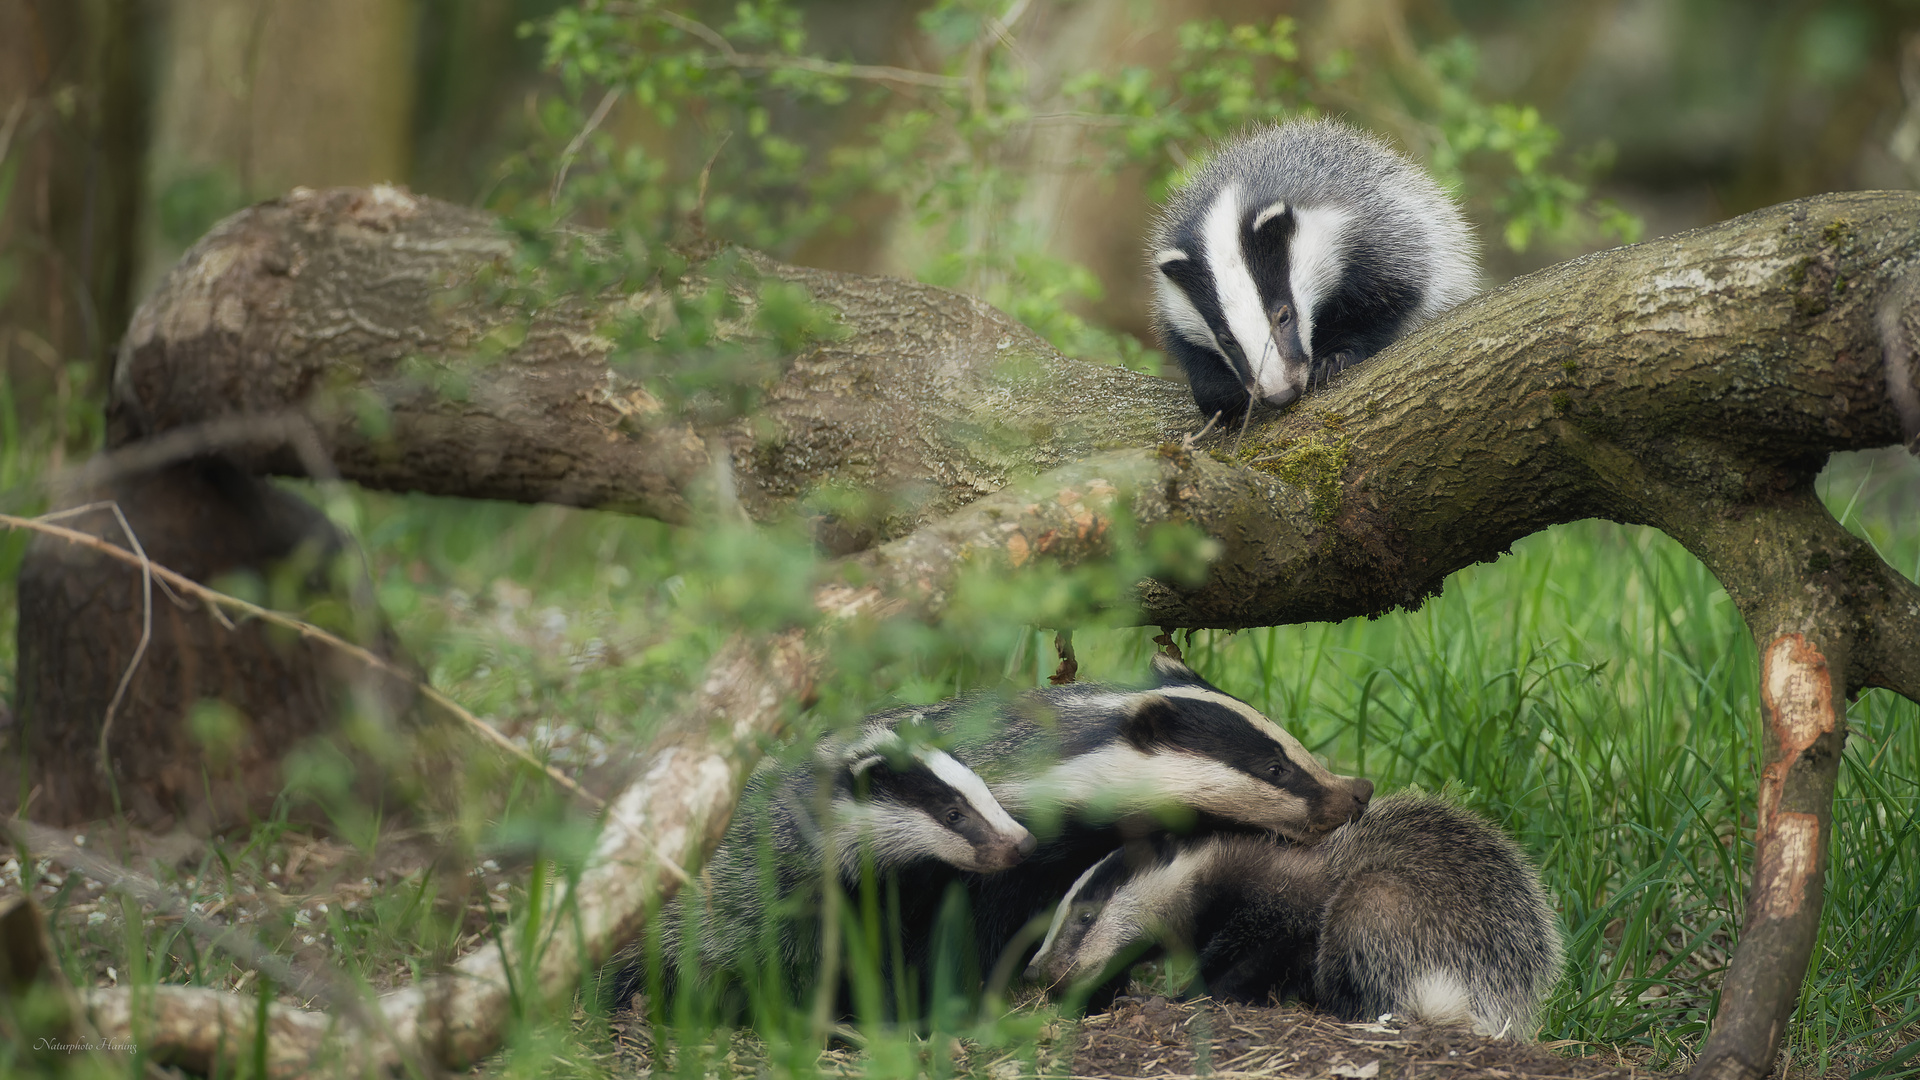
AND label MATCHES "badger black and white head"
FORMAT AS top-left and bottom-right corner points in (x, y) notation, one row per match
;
(992, 654), (1374, 843)
(1150, 117), (1479, 419)
(1026, 845), (1175, 993)
(826, 725), (1036, 875)
(1027, 794), (1564, 1041)
(603, 722), (1033, 1011)
(1026, 834), (1328, 1001)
